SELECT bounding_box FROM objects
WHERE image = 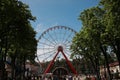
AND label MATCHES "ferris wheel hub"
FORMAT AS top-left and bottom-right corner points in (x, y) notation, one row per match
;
(57, 46), (63, 52)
